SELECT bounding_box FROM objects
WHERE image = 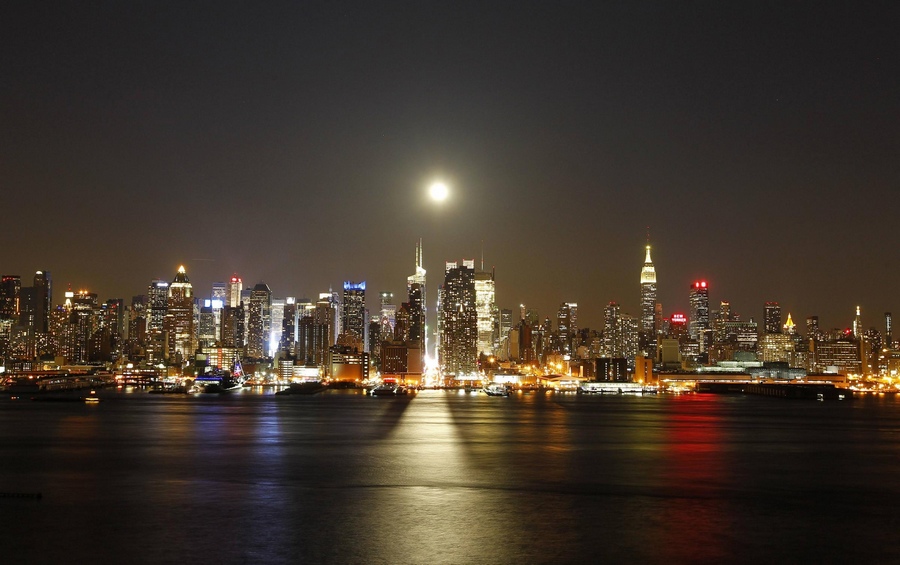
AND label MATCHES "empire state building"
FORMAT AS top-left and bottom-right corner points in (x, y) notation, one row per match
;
(639, 245), (657, 357)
